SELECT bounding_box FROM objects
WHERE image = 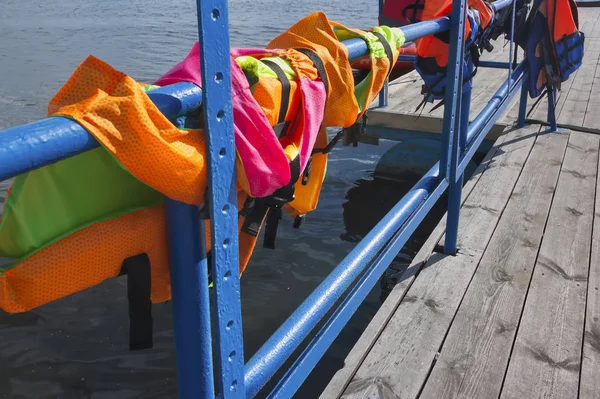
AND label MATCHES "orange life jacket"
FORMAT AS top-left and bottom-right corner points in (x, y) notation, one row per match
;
(518, 0), (584, 97)
(415, 0), (494, 101)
